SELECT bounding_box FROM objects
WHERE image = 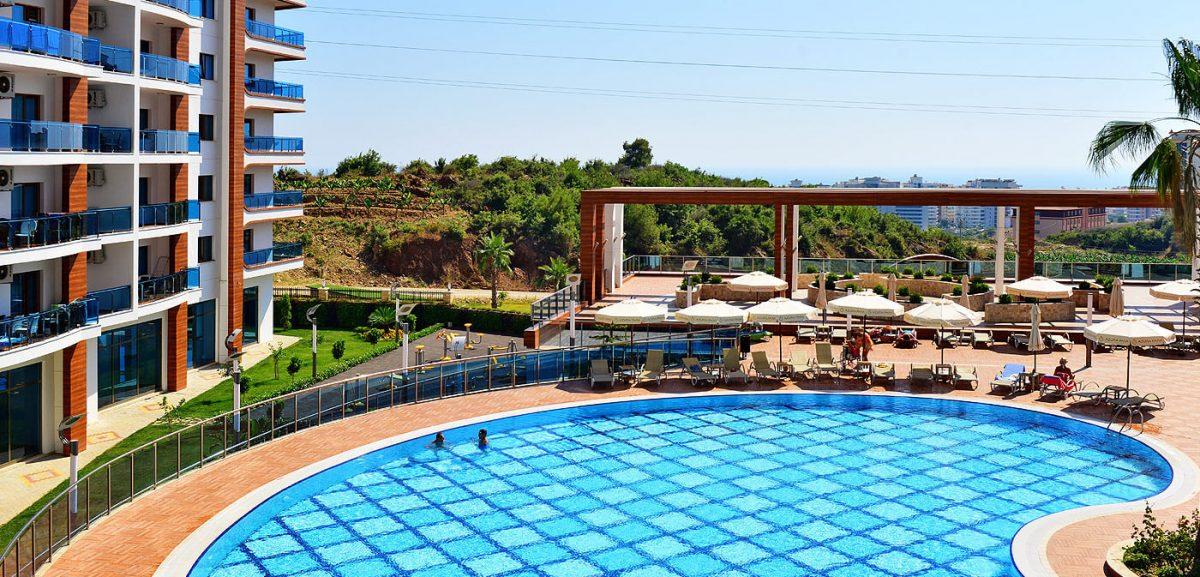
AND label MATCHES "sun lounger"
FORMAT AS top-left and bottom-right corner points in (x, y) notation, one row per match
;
(972, 330), (994, 349)
(831, 328), (848, 342)
(590, 359), (614, 389)
(813, 342), (839, 377)
(870, 363), (895, 386)
(636, 350), (665, 387)
(750, 350), (786, 381)
(722, 349), (750, 384)
(910, 364), (935, 387)
(795, 327), (817, 342)
(1009, 334), (1030, 349)
(1038, 374), (1079, 399)
(935, 331), (958, 348)
(1068, 384), (1127, 405)
(1045, 333), (1073, 351)
(815, 325), (832, 341)
(786, 350), (811, 378)
(953, 366), (979, 390)
(682, 357), (719, 387)
(990, 363), (1025, 393)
